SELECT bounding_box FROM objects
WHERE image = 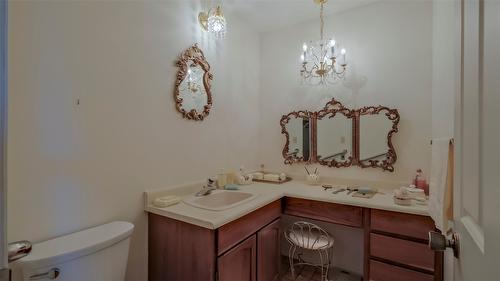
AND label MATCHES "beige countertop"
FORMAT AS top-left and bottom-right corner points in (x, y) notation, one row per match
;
(144, 179), (429, 230)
